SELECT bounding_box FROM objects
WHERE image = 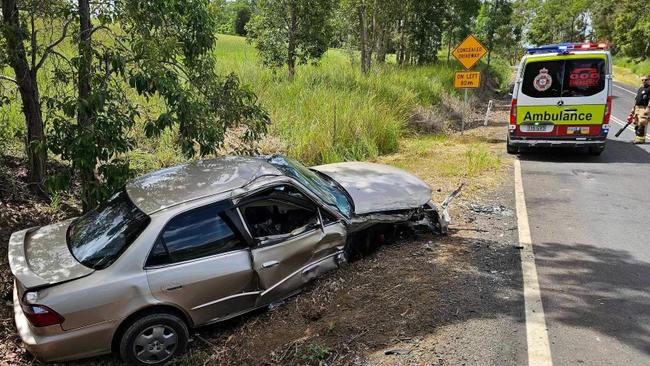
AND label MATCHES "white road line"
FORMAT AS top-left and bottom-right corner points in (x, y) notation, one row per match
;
(514, 159), (553, 366)
(611, 115), (626, 126)
(613, 84), (636, 96)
